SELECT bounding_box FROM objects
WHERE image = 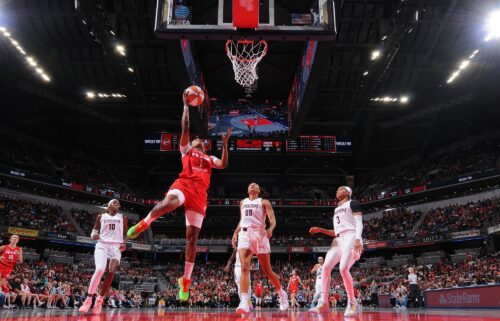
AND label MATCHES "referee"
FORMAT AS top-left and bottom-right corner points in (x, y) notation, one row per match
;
(407, 267), (420, 308)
